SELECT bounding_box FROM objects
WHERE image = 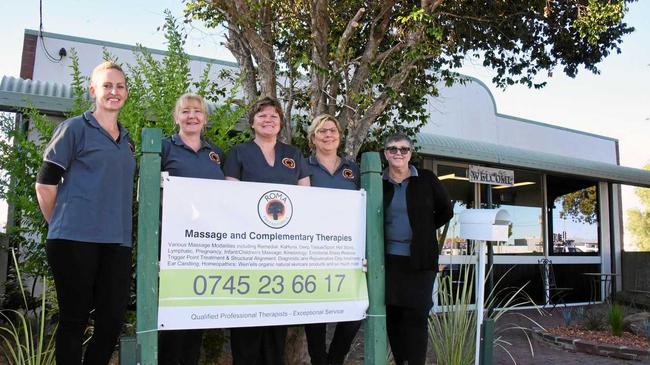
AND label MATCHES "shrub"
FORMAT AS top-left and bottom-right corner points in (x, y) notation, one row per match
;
(582, 307), (605, 331)
(608, 304), (625, 336)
